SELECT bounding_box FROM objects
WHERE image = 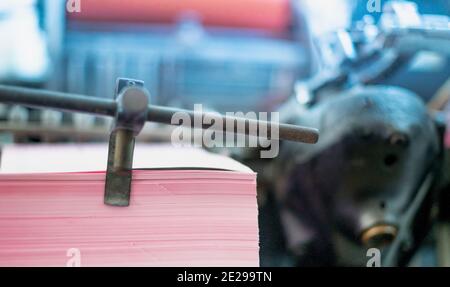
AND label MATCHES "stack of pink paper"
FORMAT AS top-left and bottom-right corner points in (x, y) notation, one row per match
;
(0, 144), (259, 267)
